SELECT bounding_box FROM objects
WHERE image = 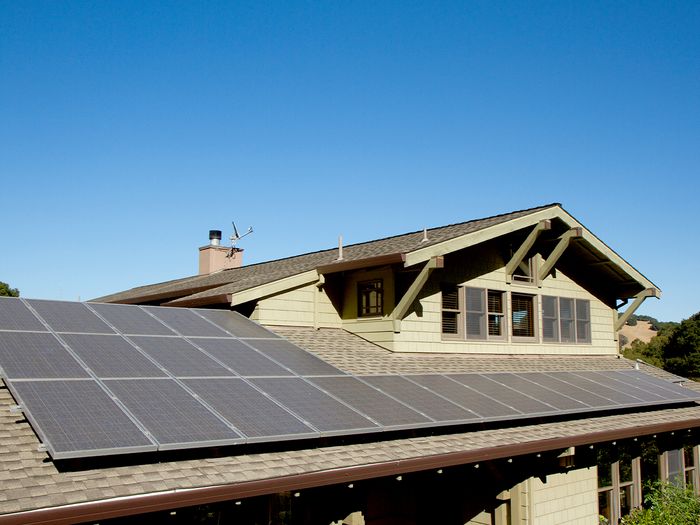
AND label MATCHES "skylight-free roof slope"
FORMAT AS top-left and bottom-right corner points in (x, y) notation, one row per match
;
(94, 203), (561, 305)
